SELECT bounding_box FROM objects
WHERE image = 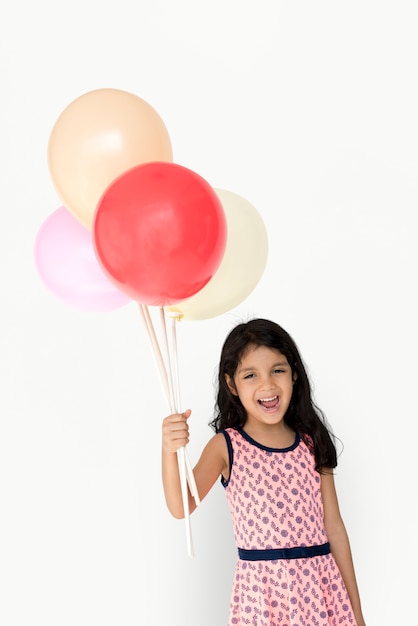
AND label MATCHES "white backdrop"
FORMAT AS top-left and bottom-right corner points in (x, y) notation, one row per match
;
(1, 1), (417, 624)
